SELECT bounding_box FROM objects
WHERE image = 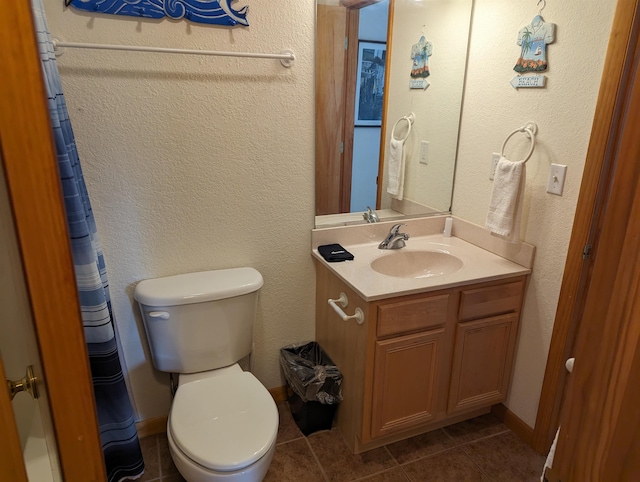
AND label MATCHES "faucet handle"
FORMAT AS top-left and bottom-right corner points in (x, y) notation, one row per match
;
(390, 223), (407, 234)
